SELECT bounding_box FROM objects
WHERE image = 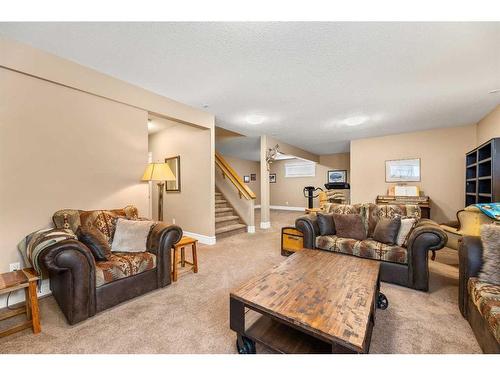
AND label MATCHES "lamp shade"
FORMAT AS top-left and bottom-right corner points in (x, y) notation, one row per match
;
(141, 162), (176, 182)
